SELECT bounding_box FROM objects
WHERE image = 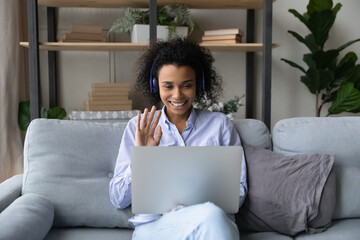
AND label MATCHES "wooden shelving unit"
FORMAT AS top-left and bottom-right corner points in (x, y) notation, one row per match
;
(37, 0), (271, 9)
(24, 0), (275, 128)
(20, 42), (278, 52)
